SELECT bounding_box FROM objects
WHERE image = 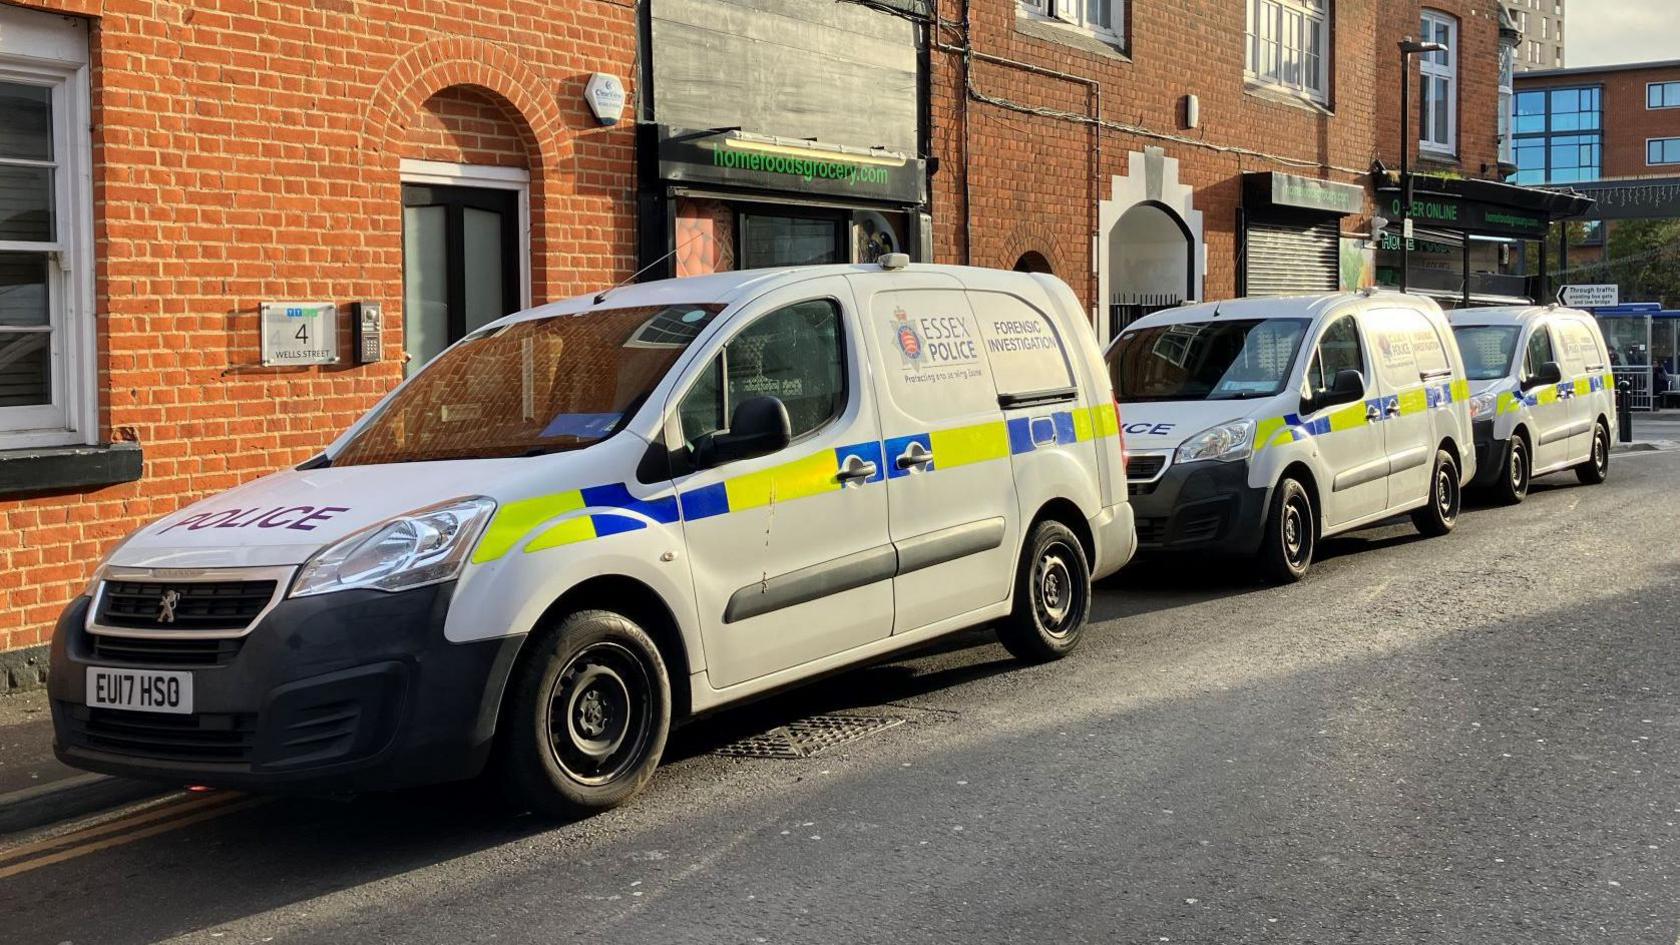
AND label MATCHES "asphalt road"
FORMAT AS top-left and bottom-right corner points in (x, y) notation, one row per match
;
(4, 447), (1680, 945)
